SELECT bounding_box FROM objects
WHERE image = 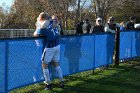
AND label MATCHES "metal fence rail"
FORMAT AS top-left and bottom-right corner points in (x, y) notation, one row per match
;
(0, 29), (35, 38)
(0, 29), (76, 38)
